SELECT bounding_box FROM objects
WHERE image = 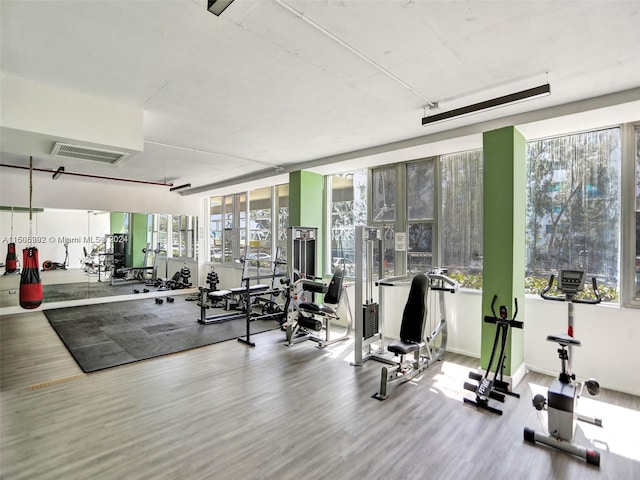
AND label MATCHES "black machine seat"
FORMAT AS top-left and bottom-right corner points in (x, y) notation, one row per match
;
(547, 334), (582, 347)
(298, 267), (345, 319)
(387, 273), (429, 357)
(387, 339), (423, 356)
(298, 302), (337, 316)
